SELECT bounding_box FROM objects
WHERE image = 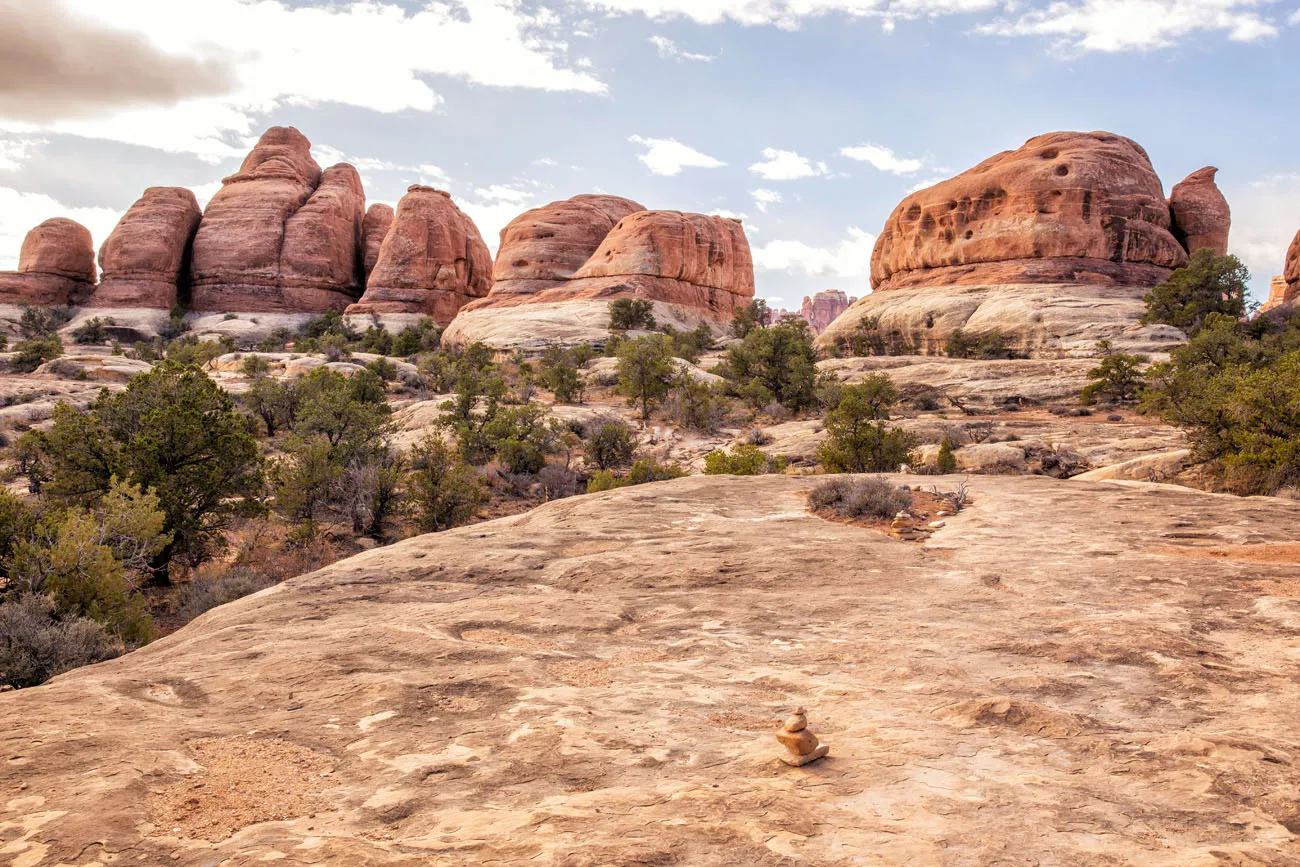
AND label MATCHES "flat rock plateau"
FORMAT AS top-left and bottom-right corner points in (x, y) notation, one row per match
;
(3, 474), (1300, 865)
